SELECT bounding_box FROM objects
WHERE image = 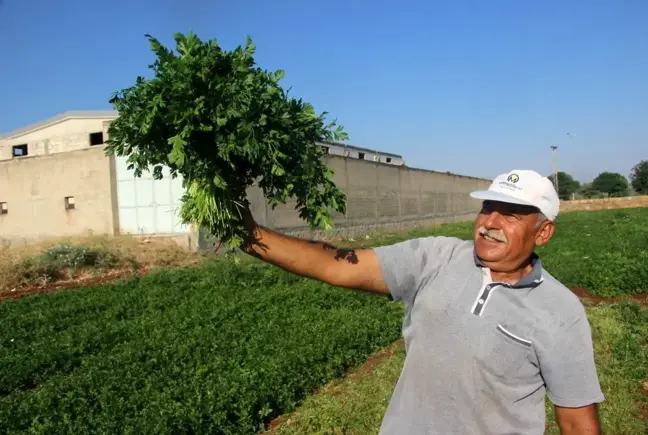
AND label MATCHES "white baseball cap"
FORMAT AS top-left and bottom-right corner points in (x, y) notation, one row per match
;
(470, 169), (560, 221)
